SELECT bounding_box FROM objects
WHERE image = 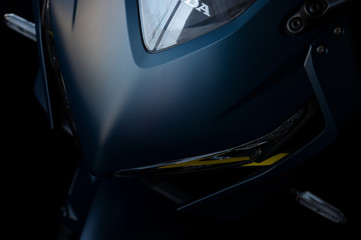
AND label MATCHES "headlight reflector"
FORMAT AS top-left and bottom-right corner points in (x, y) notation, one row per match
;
(138, 0), (256, 52)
